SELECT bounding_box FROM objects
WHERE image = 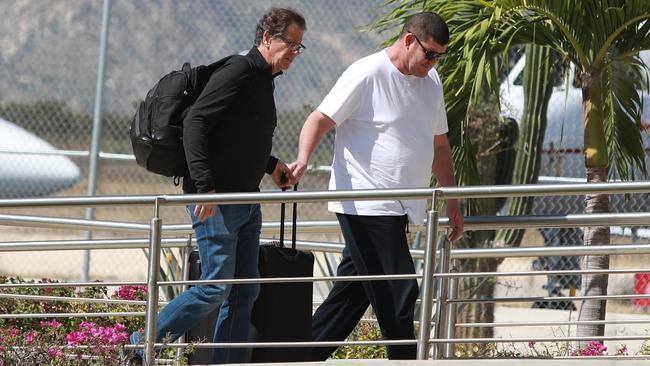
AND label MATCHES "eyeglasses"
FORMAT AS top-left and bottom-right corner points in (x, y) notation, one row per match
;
(411, 34), (445, 61)
(273, 34), (306, 53)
